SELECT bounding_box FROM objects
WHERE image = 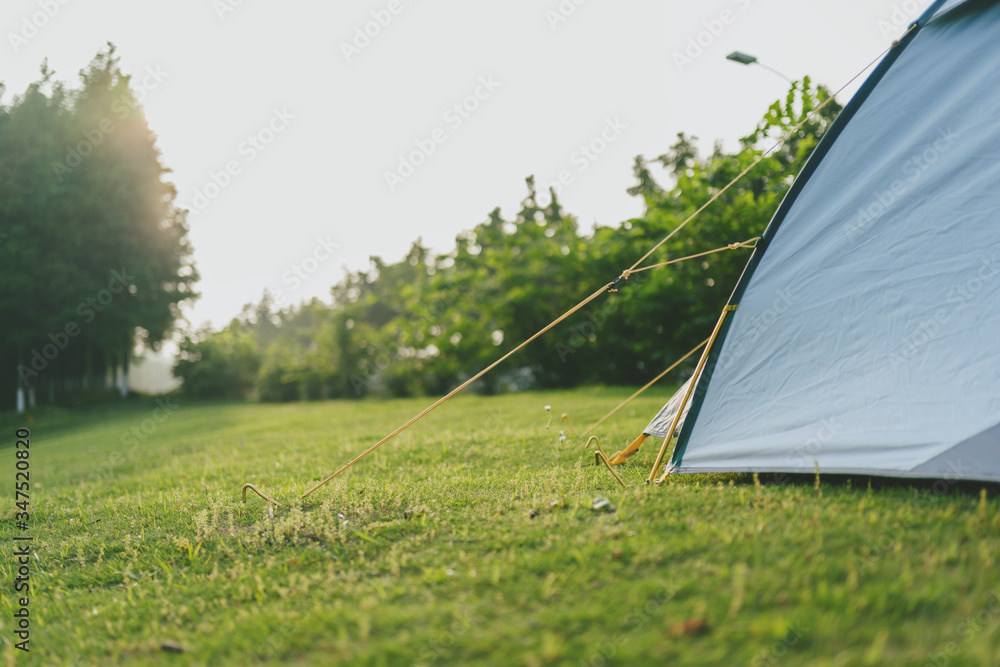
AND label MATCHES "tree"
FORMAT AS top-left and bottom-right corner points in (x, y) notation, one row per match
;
(606, 77), (843, 380)
(172, 79), (841, 401)
(0, 45), (198, 410)
(174, 324), (259, 399)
